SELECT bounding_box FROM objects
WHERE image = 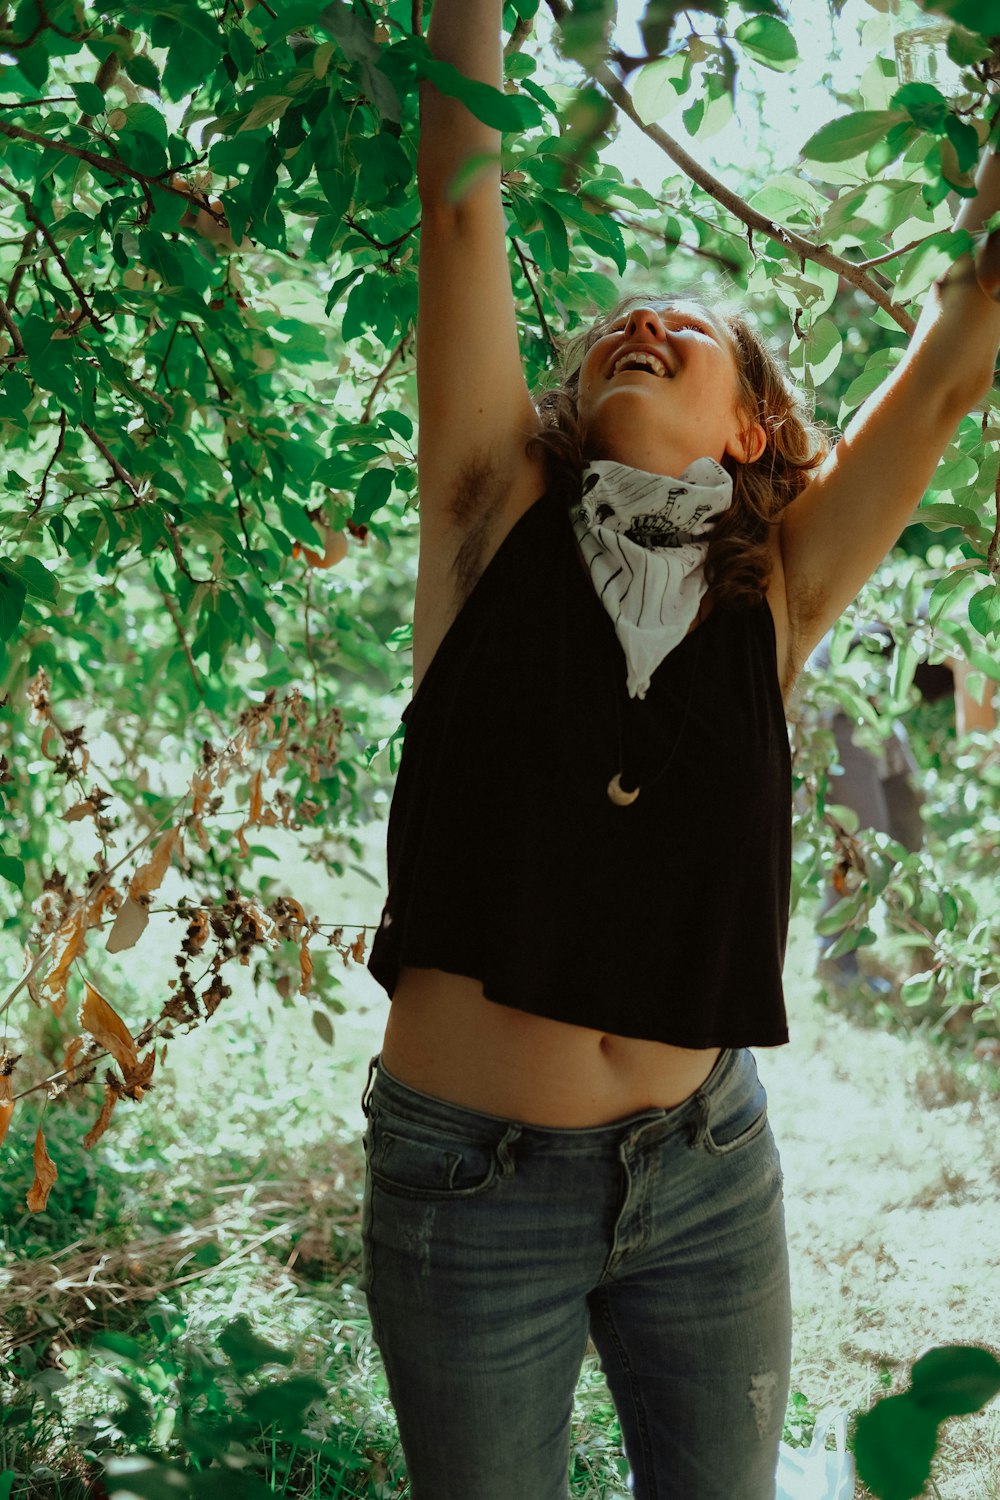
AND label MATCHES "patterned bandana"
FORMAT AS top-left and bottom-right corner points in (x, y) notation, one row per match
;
(572, 456), (734, 700)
